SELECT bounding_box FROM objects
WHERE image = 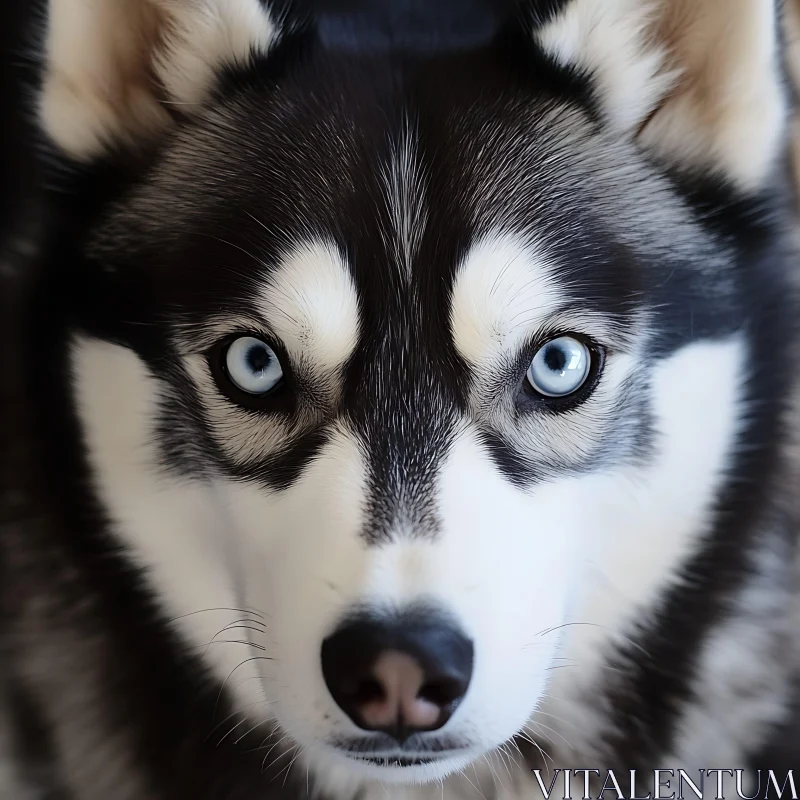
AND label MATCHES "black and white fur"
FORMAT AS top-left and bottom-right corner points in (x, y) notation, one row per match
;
(2, 0), (800, 798)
